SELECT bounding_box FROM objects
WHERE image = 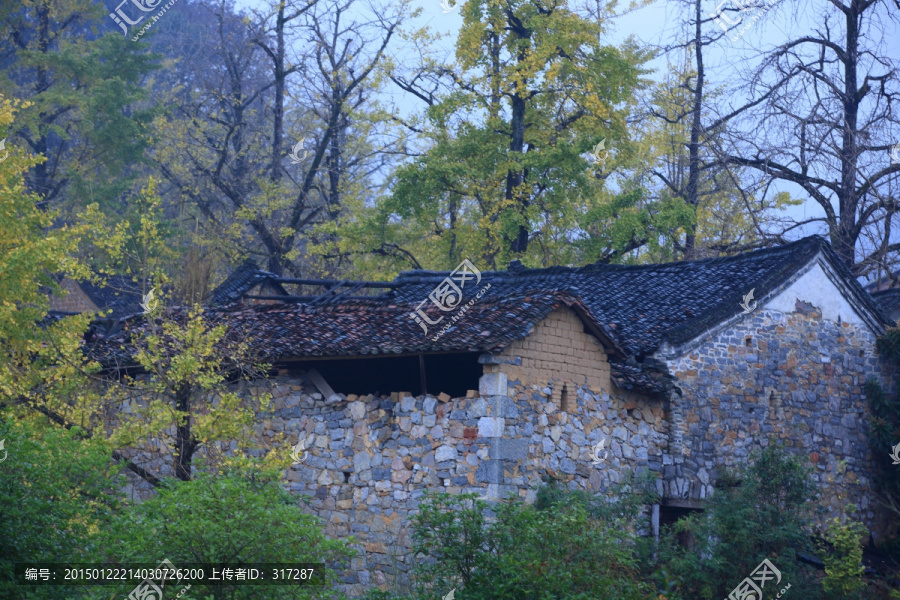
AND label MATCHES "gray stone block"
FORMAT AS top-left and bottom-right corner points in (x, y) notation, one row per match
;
(434, 445), (458, 462)
(479, 372), (508, 396)
(475, 460), (503, 484)
(489, 438), (528, 461)
(469, 398), (489, 418)
(478, 417), (504, 438)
